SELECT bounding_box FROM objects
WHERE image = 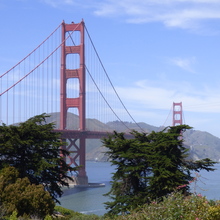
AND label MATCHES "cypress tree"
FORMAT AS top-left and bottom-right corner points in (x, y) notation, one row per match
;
(0, 113), (76, 203)
(103, 125), (216, 216)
